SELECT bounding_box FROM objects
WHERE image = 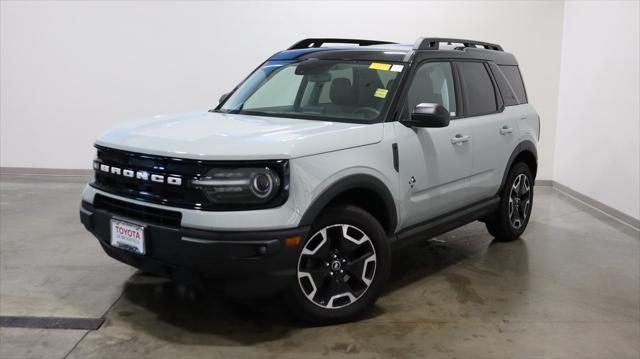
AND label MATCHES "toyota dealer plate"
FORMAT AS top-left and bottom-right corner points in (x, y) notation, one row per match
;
(110, 219), (145, 255)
